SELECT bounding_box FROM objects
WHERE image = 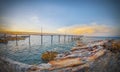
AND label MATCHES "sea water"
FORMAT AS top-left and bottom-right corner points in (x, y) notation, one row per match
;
(0, 36), (119, 65)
